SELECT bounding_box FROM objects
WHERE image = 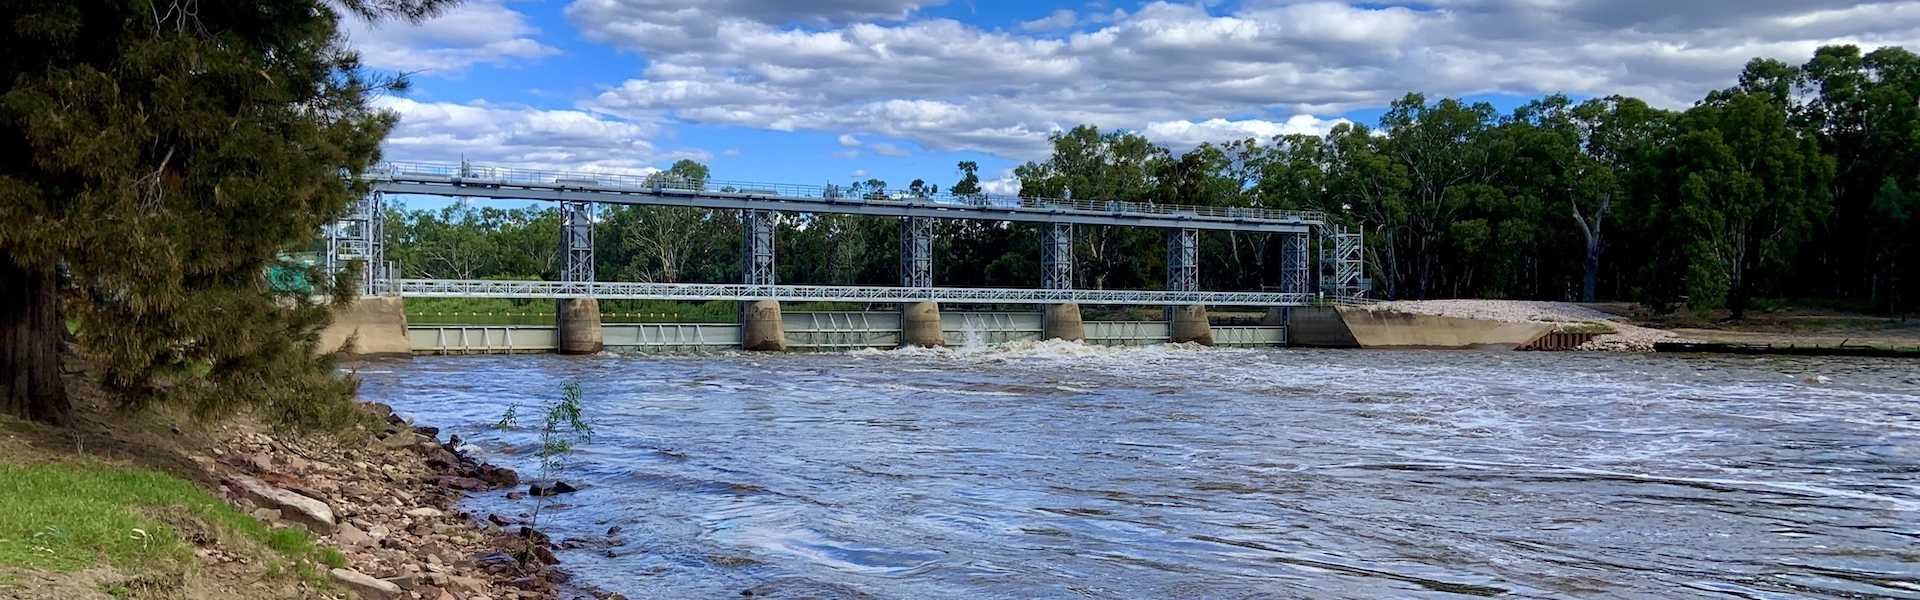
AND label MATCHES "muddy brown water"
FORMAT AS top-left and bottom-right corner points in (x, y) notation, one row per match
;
(354, 344), (1920, 599)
